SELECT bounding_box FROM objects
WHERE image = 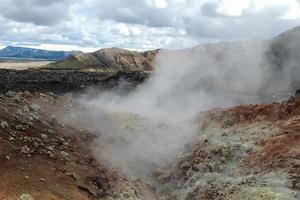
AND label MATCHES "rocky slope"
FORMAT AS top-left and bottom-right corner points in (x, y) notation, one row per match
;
(155, 94), (300, 199)
(71, 92), (300, 200)
(0, 91), (158, 200)
(1, 56), (300, 200)
(1, 89), (299, 199)
(44, 48), (159, 71)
